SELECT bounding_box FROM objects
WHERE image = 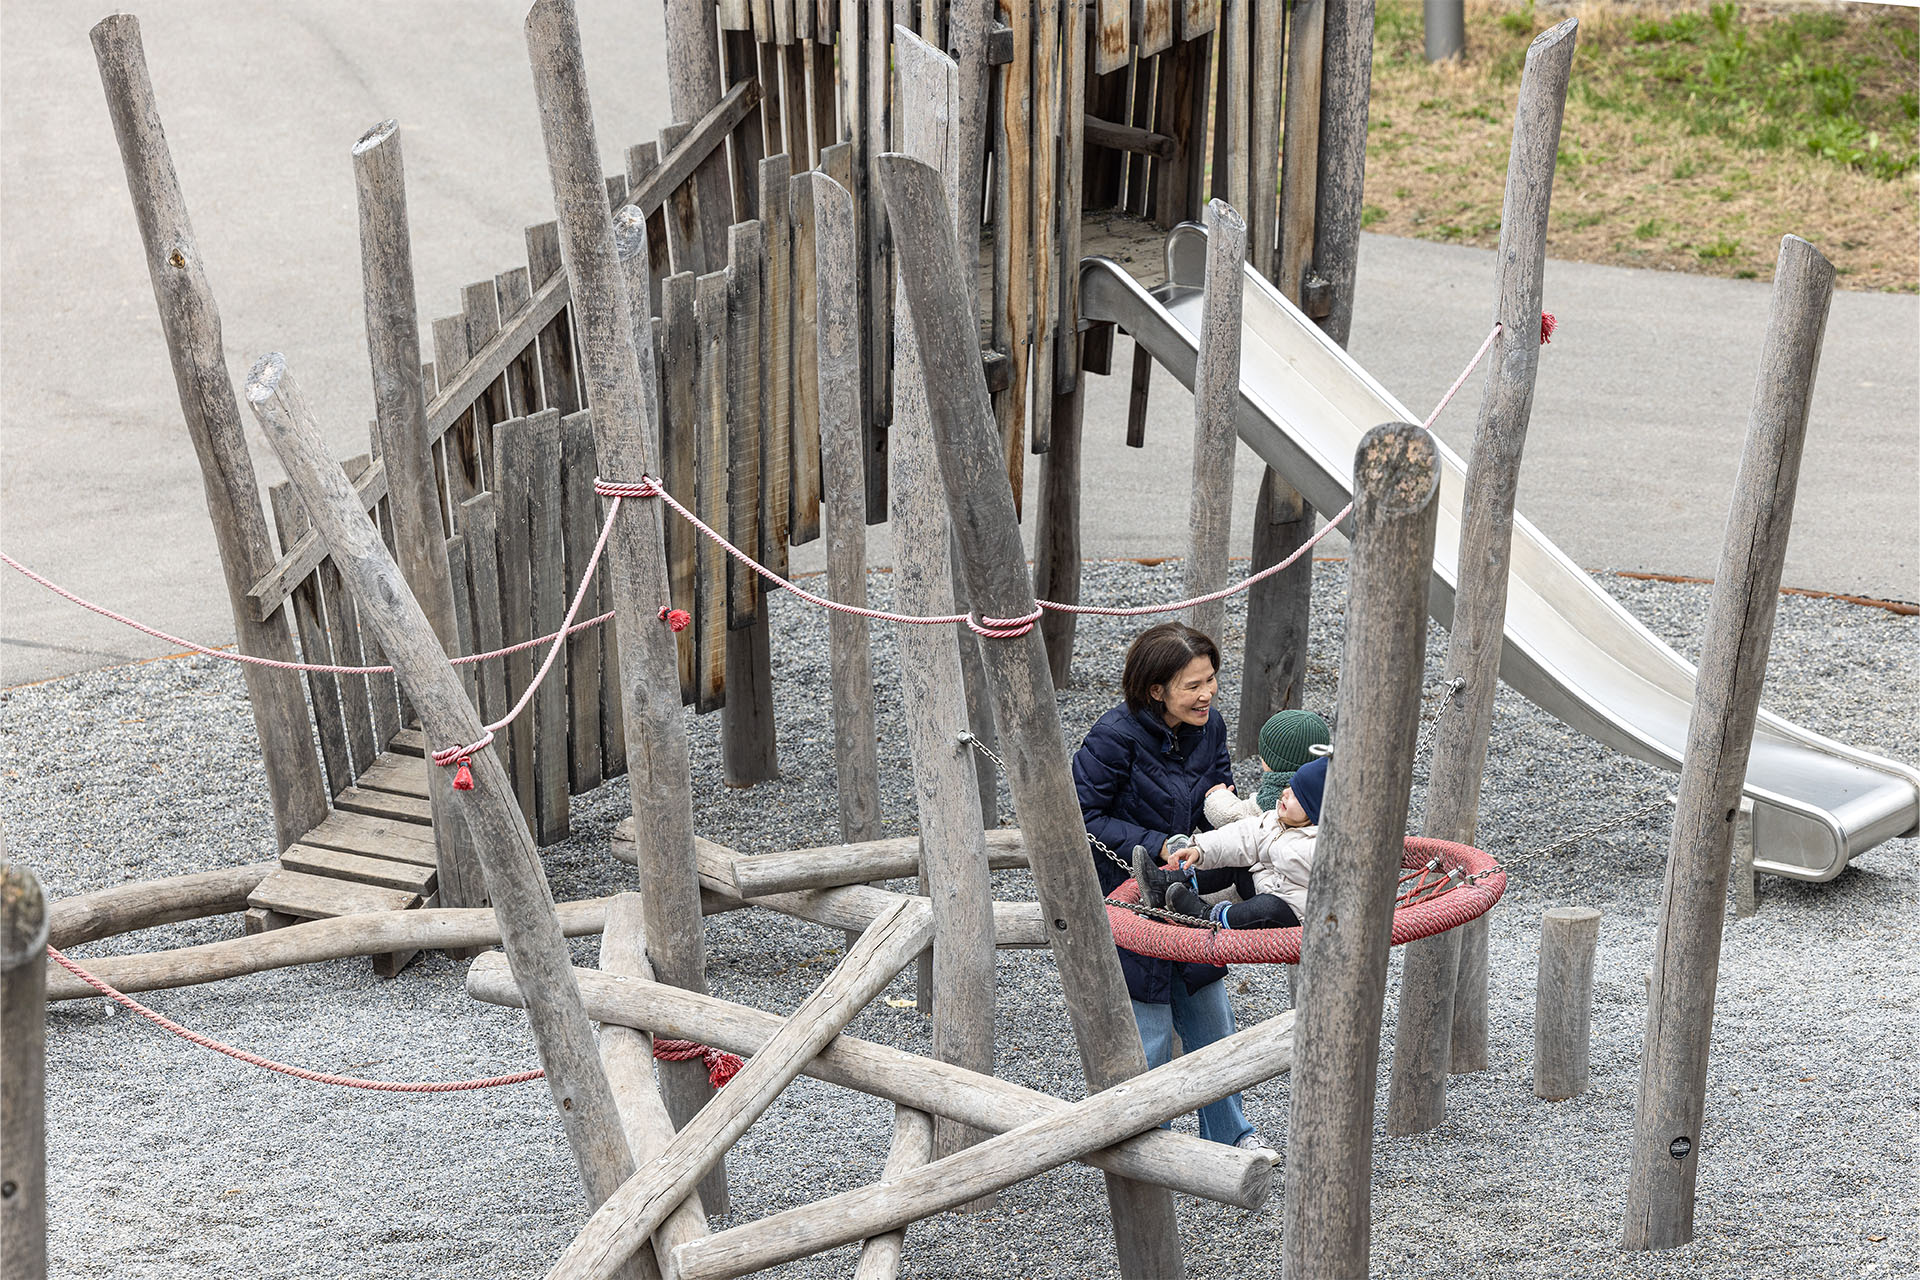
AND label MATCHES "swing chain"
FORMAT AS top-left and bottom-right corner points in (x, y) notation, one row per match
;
(956, 729), (1007, 774)
(1087, 830), (1227, 931)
